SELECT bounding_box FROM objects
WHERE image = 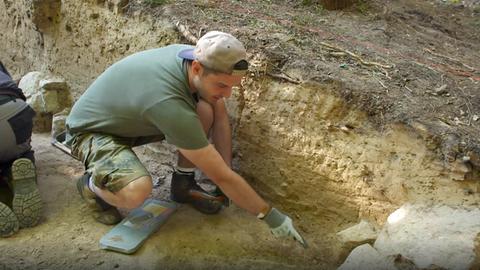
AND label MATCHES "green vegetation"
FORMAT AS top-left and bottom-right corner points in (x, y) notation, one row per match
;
(300, 0), (325, 15)
(143, 0), (168, 5)
(293, 15), (310, 26)
(301, 0), (315, 5)
(355, 0), (370, 15)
